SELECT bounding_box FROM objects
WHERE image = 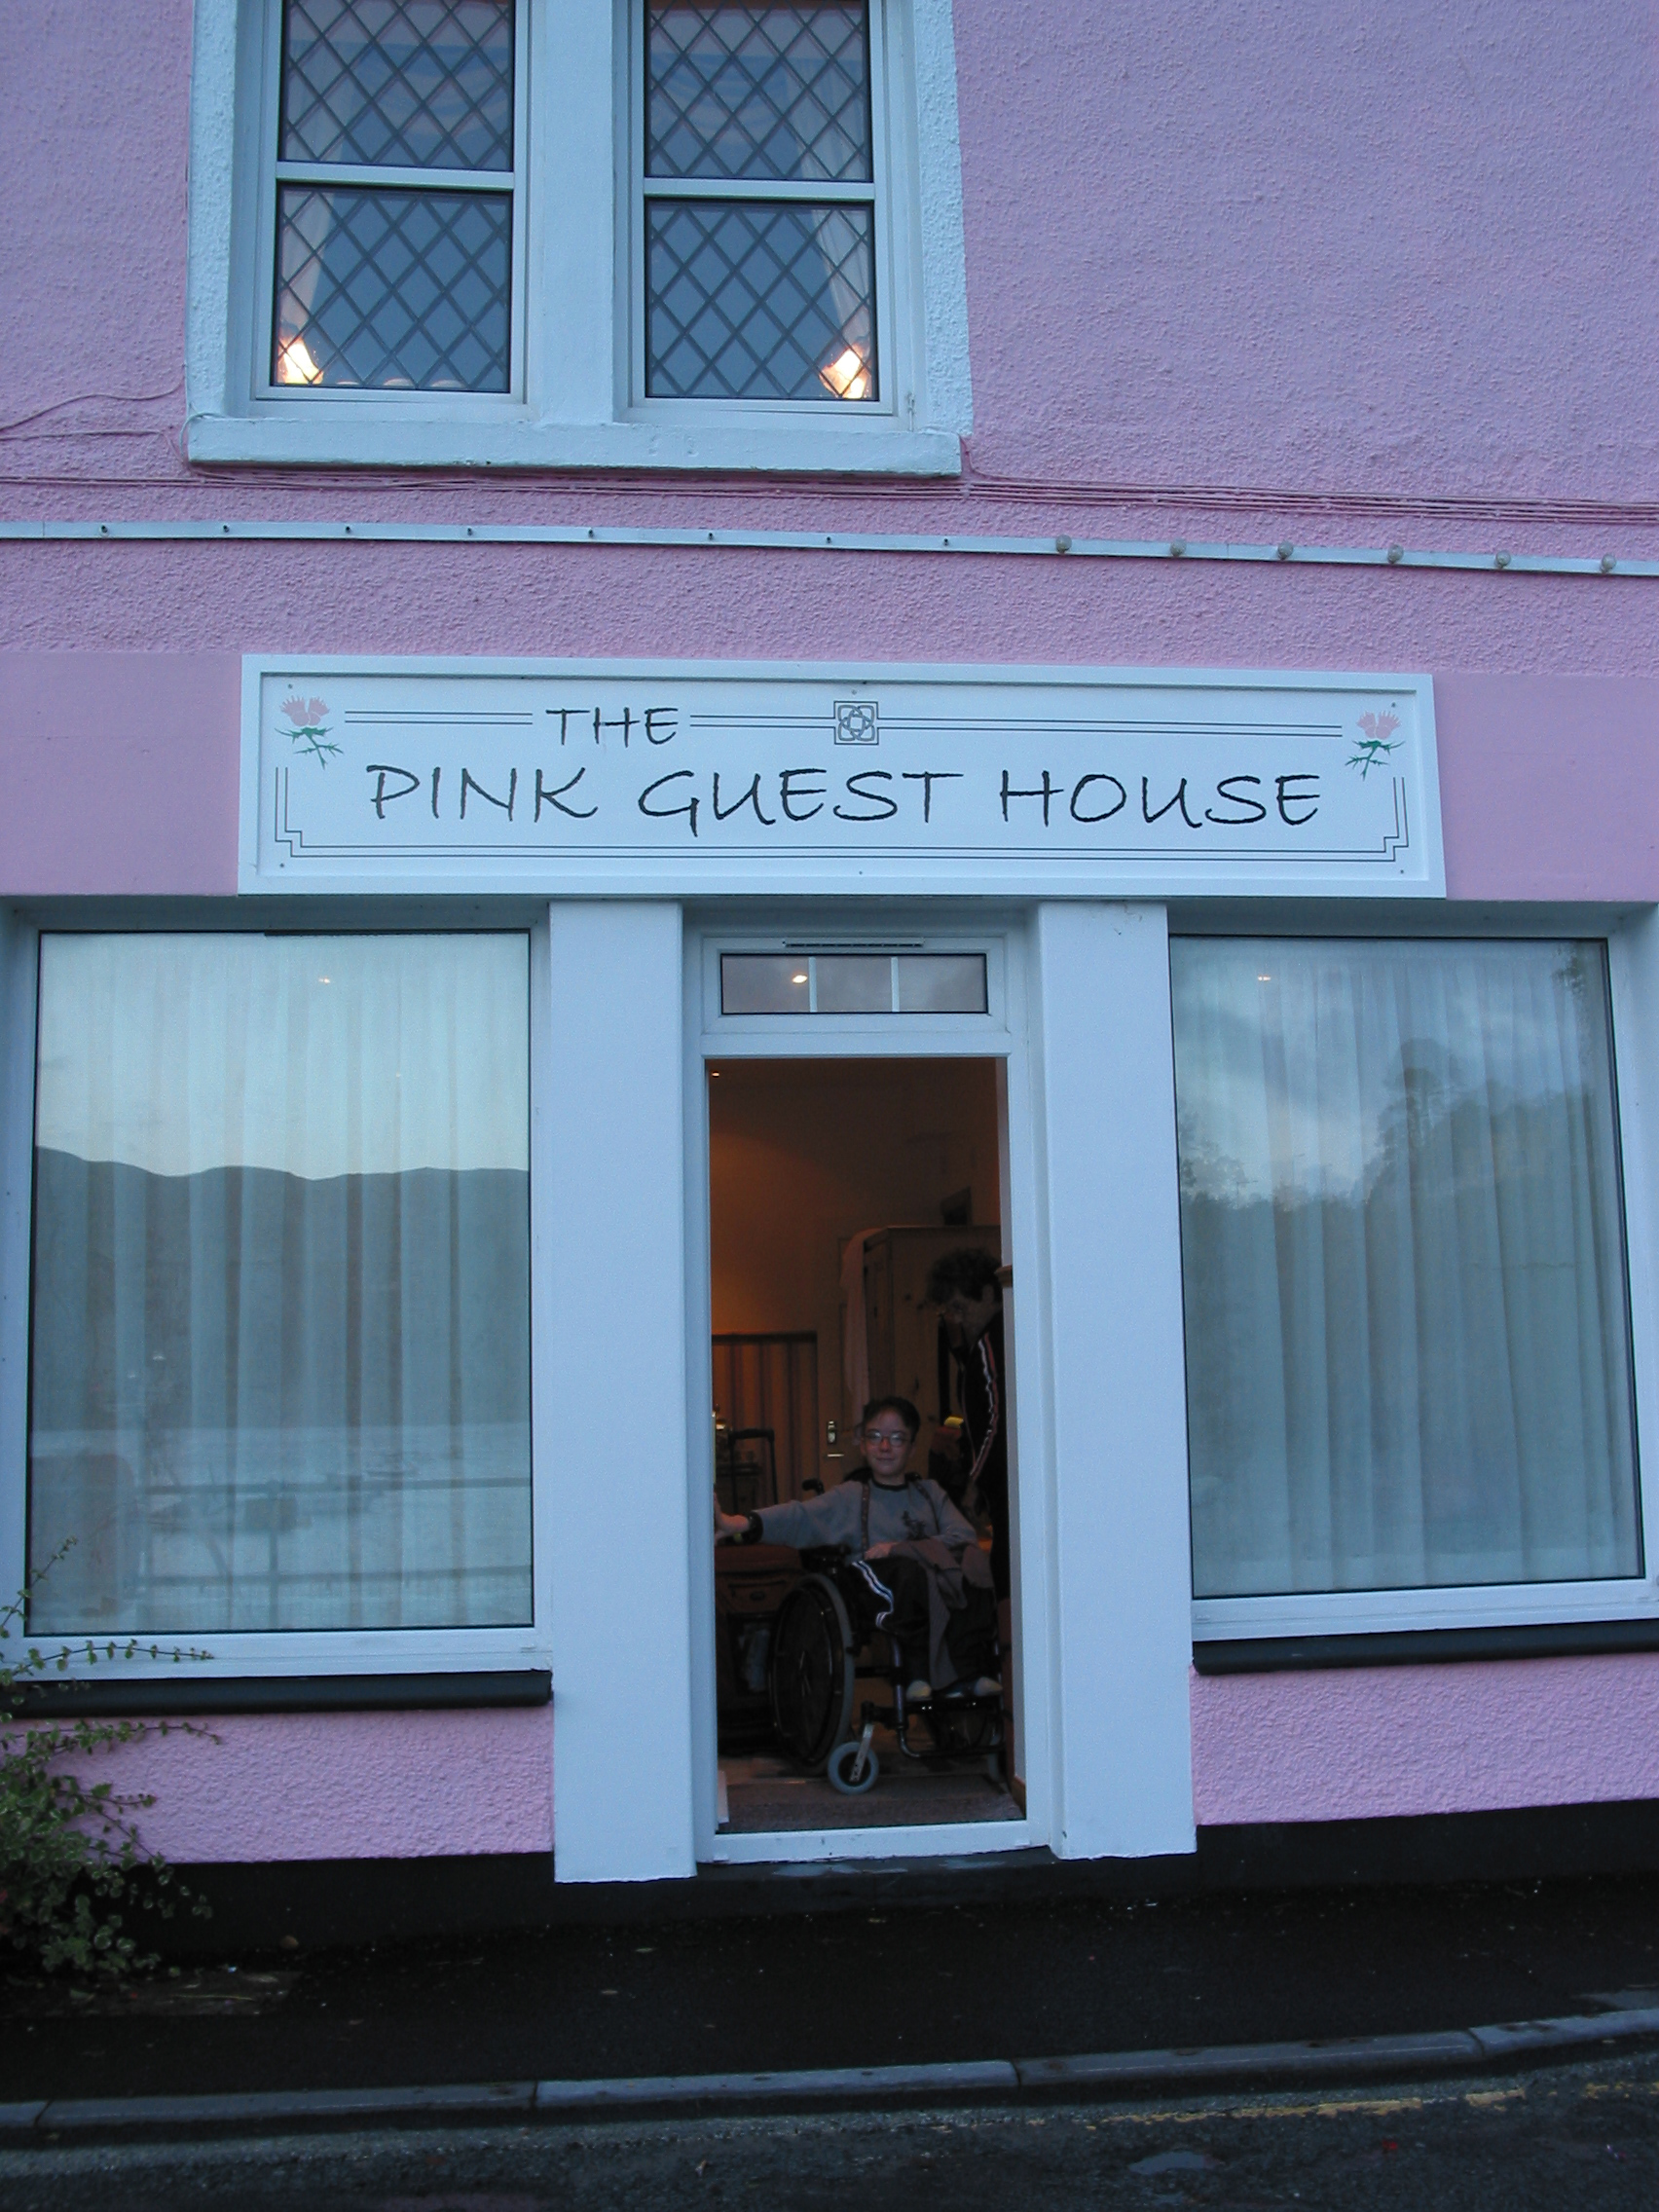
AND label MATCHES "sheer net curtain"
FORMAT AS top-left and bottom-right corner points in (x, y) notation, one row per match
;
(1171, 939), (1640, 1599)
(28, 934), (532, 1635)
